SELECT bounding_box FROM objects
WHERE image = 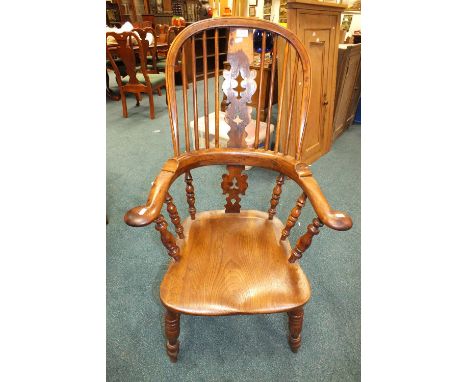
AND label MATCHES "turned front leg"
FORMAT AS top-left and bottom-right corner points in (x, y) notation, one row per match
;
(288, 307), (304, 353)
(165, 309), (181, 362)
